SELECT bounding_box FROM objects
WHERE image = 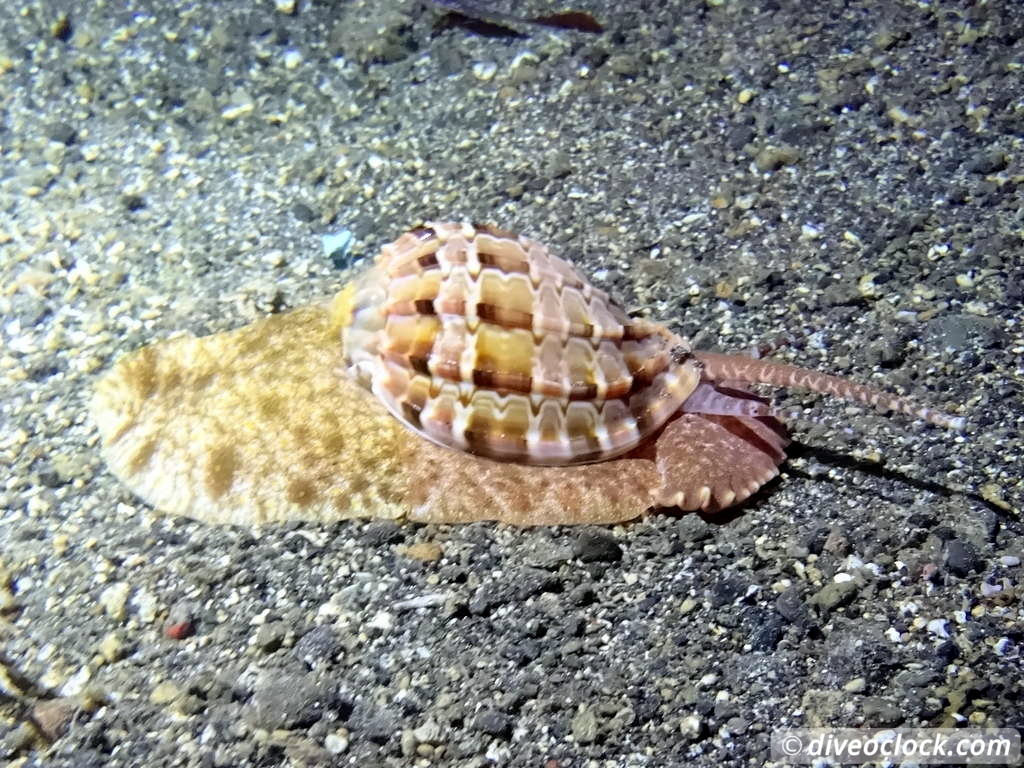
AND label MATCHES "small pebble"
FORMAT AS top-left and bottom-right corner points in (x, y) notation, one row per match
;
(325, 731), (349, 754)
(844, 677), (866, 693)
(413, 718), (442, 744)
(754, 146), (800, 172)
(32, 698), (78, 740)
(367, 610), (394, 632)
(472, 61), (497, 81)
(98, 582), (131, 621)
(400, 541), (443, 562)
(150, 681), (181, 705)
(571, 706), (599, 744)
(97, 632), (125, 663)
(573, 531), (623, 563)
(679, 714), (703, 742)
(474, 710), (513, 740)
(980, 582), (1002, 597)
(132, 589), (158, 624)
